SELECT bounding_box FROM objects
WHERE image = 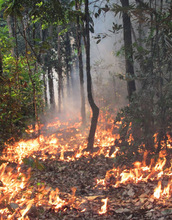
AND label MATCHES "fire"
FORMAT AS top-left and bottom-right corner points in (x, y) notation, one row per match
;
(96, 149), (172, 199)
(153, 179), (172, 199)
(1, 111), (120, 165)
(0, 111), (172, 219)
(0, 112), (119, 218)
(162, 180), (171, 197)
(154, 181), (162, 199)
(0, 163), (32, 218)
(48, 188), (66, 211)
(99, 198), (108, 215)
(25, 123), (43, 134)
